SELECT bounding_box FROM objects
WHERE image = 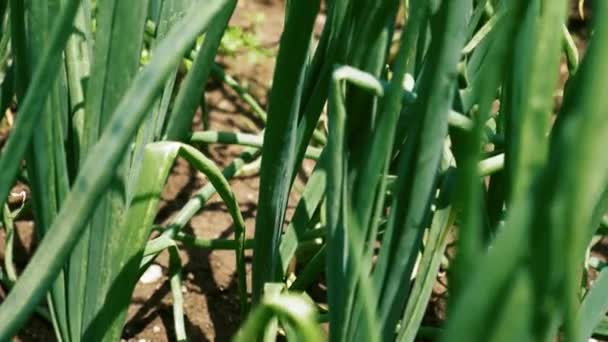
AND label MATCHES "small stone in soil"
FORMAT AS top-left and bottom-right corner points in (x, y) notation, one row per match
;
(139, 264), (163, 284)
(152, 325), (161, 333)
